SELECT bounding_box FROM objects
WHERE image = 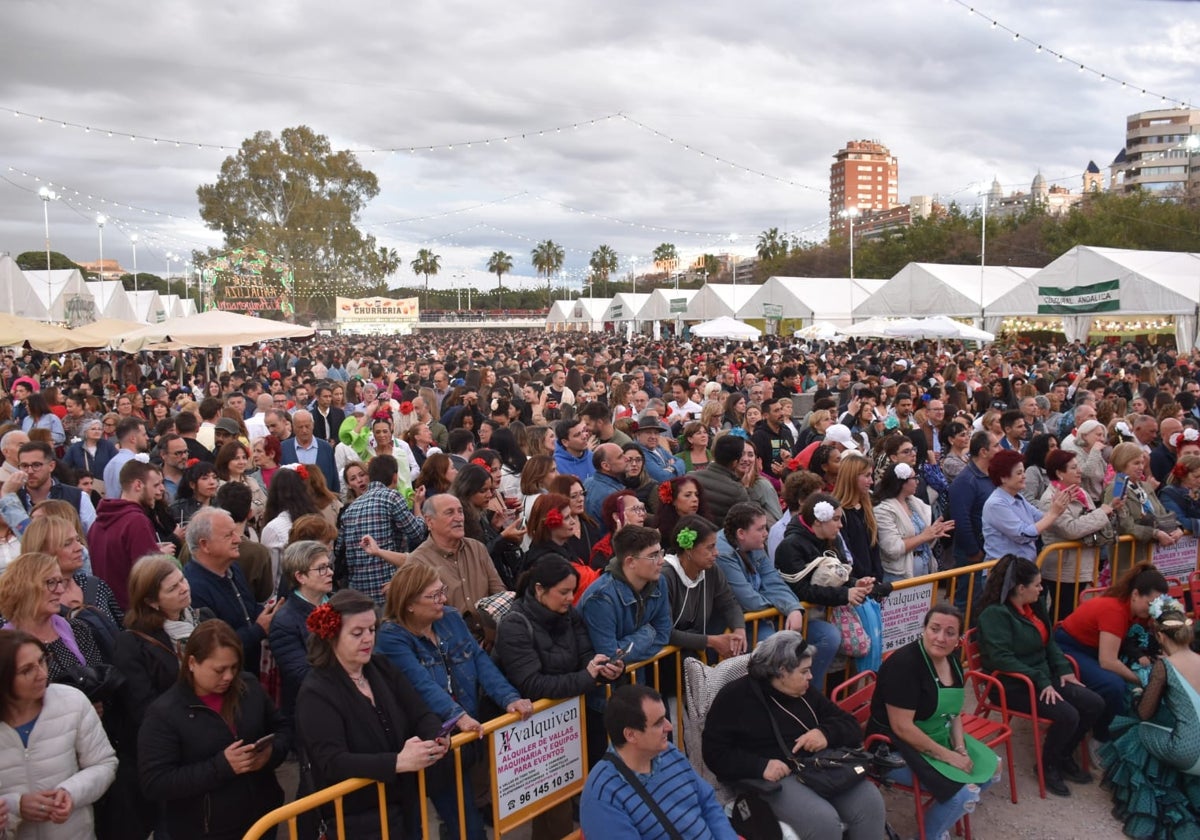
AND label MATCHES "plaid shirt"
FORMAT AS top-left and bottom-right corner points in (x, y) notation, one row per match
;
(336, 481), (427, 604)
